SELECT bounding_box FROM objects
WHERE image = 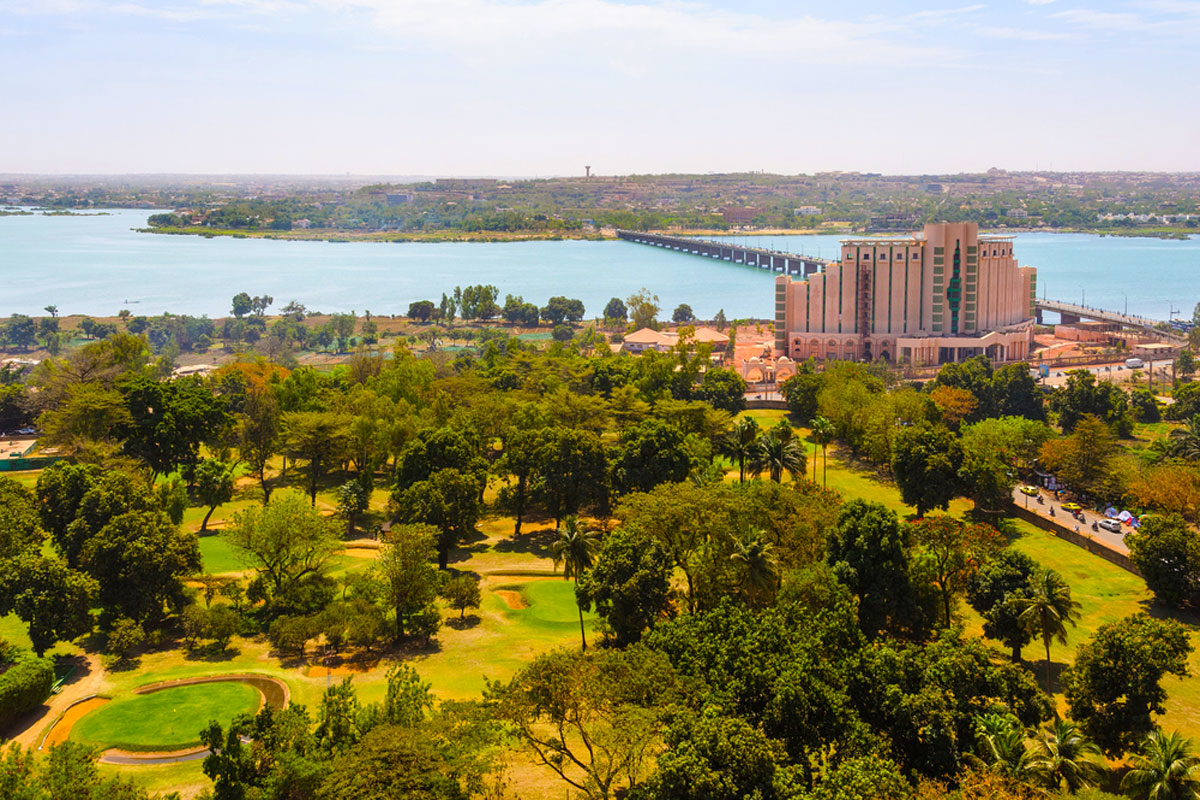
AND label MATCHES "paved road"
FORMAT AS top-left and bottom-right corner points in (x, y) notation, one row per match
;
(1039, 359), (1172, 390)
(1011, 485), (1131, 554)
